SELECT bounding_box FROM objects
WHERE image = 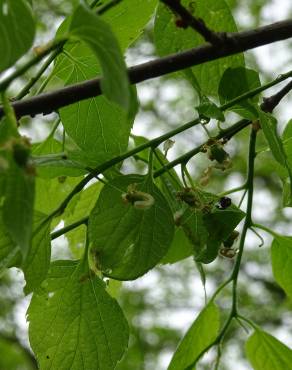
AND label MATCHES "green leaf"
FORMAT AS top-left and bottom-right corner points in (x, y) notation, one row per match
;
(63, 182), (102, 258)
(0, 209), (20, 275)
(34, 176), (81, 216)
(260, 112), (287, 167)
(101, 0), (157, 49)
(218, 67), (261, 119)
(23, 212), (51, 294)
(32, 138), (86, 178)
(69, 2), (130, 110)
(196, 96), (225, 122)
(88, 175), (174, 280)
(259, 111), (292, 205)
(246, 328), (292, 370)
(0, 0), (35, 72)
(3, 159), (35, 257)
(28, 259), (129, 370)
(201, 204), (245, 263)
(271, 235), (292, 299)
(168, 302), (220, 370)
(51, 0), (155, 166)
(161, 228), (193, 264)
(176, 190), (245, 264)
(59, 94), (134, 167)
(154, 0), (244, 96)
